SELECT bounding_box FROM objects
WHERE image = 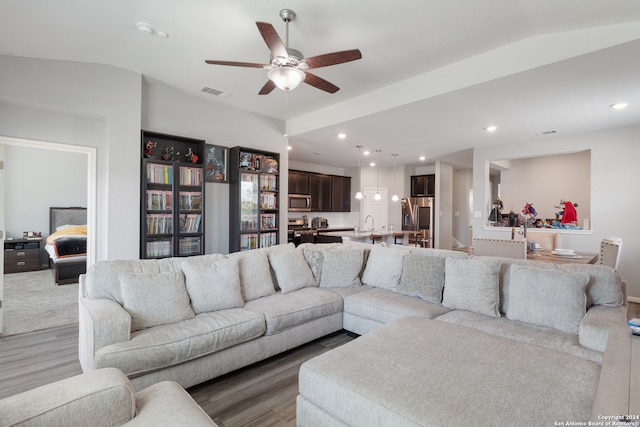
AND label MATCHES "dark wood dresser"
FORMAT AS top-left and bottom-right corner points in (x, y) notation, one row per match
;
(4, 238), (43, 274)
